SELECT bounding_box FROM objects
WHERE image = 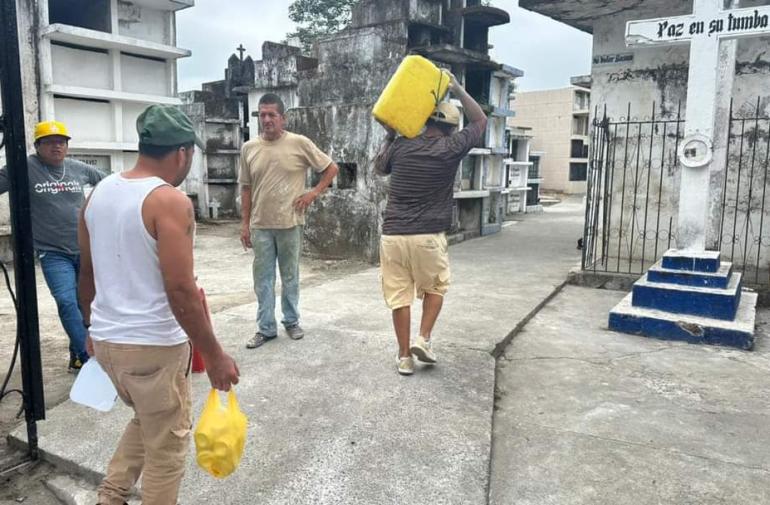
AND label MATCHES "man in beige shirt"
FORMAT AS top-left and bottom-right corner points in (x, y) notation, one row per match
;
(239, 93), (338, 348)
